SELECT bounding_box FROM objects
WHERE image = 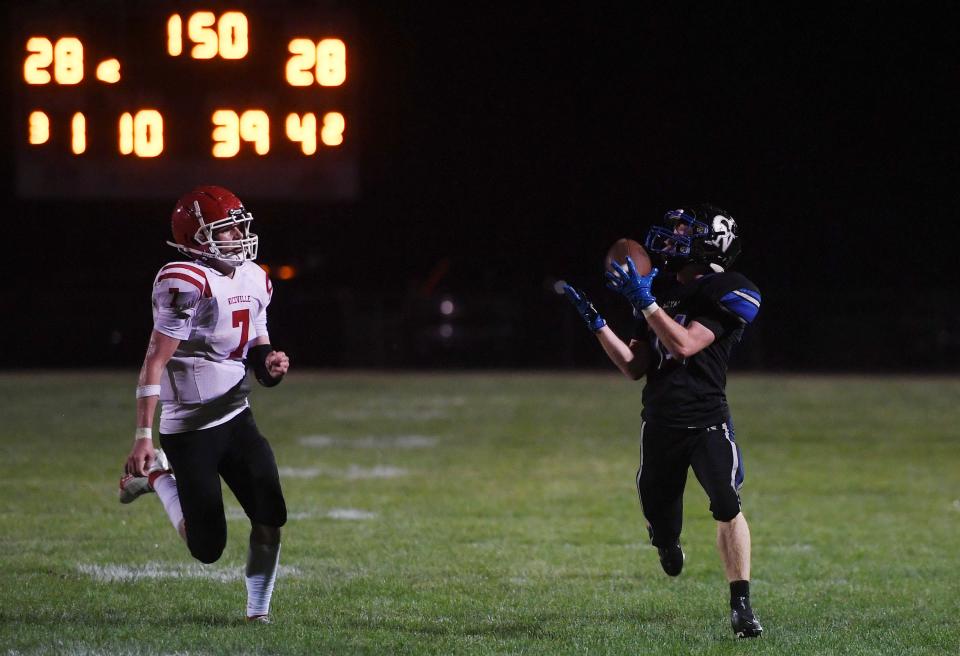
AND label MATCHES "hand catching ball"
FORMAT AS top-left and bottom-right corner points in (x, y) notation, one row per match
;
(604, 238), (652, 276)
